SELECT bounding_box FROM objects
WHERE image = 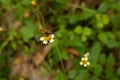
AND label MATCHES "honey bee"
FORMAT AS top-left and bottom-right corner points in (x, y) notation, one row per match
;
(40, 28), (51, 36)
